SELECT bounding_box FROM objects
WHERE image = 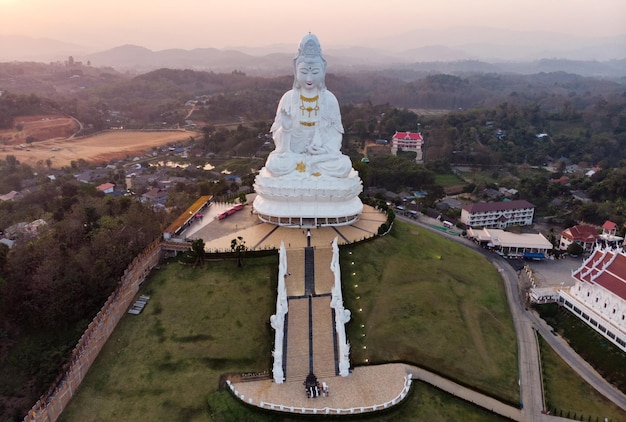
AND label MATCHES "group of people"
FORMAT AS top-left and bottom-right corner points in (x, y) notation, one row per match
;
(305, 381), (329, 399)
(304, 372), (329, 398)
